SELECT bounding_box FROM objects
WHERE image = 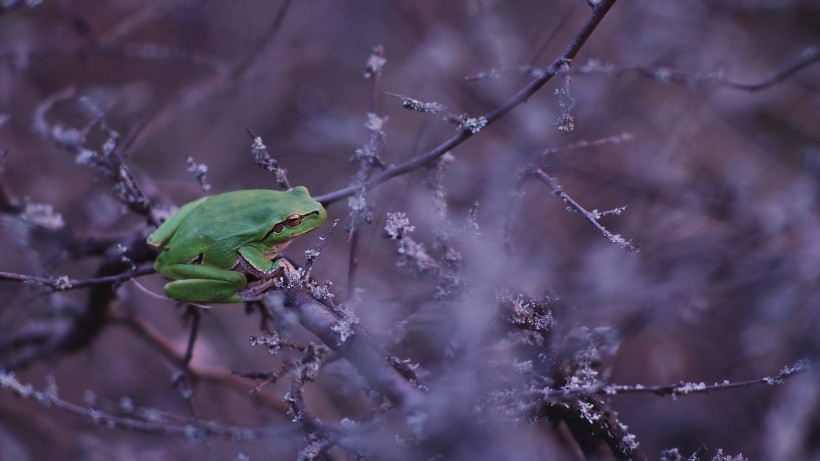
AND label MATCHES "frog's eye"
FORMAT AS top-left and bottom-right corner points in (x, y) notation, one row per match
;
(285, 214), (302, 228)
